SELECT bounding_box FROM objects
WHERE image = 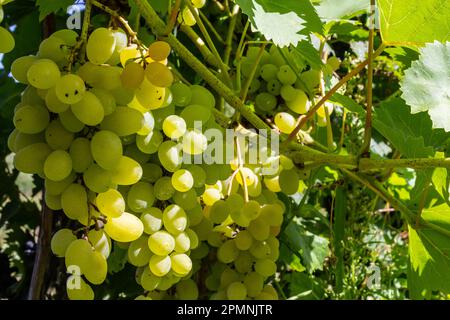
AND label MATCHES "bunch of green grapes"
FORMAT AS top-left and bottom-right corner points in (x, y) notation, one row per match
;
(0, 0), (15, 53)
(240, 45), (340, 133)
